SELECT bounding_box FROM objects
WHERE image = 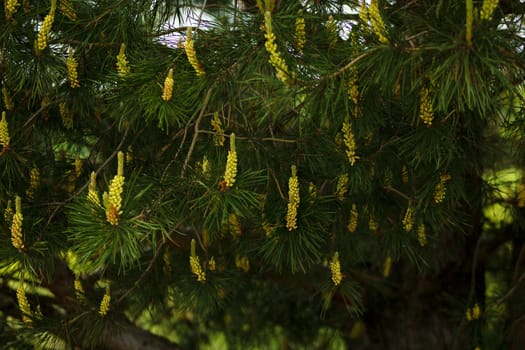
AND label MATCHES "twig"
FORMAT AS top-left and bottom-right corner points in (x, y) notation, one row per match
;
(496, 270), (525, 305)
(116, 239), (166, 305)
(159, 128), (187, 182)
(383, 186), (412, 201)
(322, 52), (371, 82)
(513, 244), (525, 283)
(197, 0), (208, 29)
(181, 87), (214, 177)
(198, 130), (297, 143)
(23, 104), (49, 128)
